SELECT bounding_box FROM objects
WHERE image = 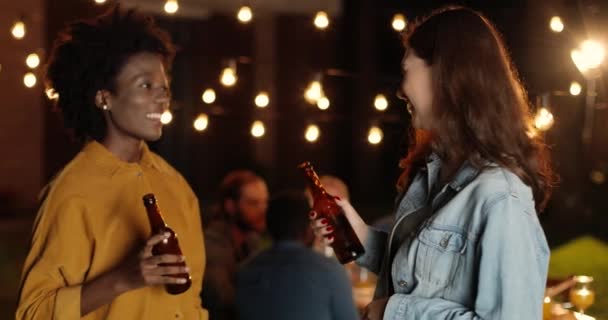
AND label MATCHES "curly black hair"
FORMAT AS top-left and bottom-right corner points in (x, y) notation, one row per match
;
(45, 5), (175, 142)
